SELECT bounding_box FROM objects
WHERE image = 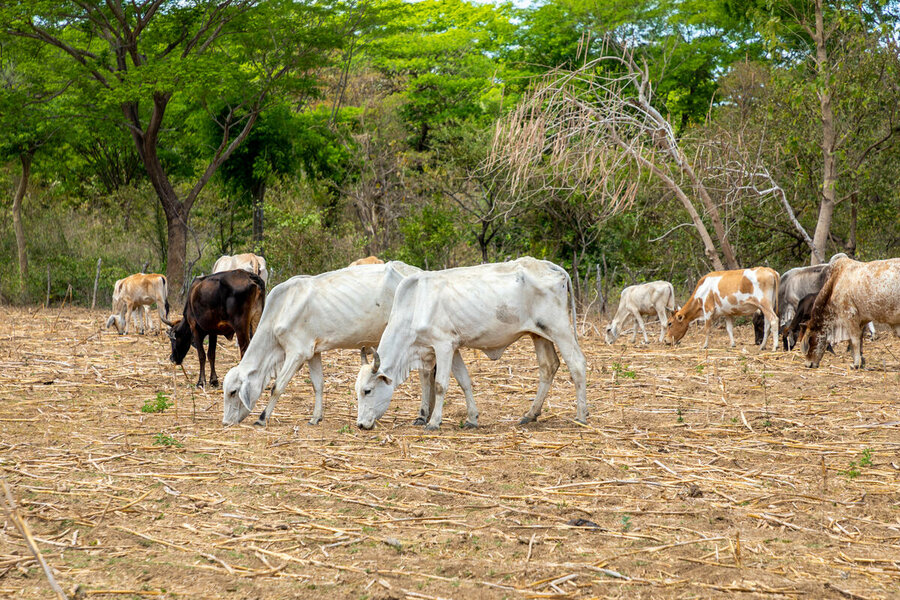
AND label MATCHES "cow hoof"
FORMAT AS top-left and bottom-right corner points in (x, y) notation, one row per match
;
(518, 415), (536, 425)
(307, 417), (321, 426)
(424, 423), (440, 431)
(576, 417), (588, 425)
(412, 417), (427, 426)
(209, 380), (219, 389)
(253, 419), (267, 428)
(462, 421), (478, 429)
